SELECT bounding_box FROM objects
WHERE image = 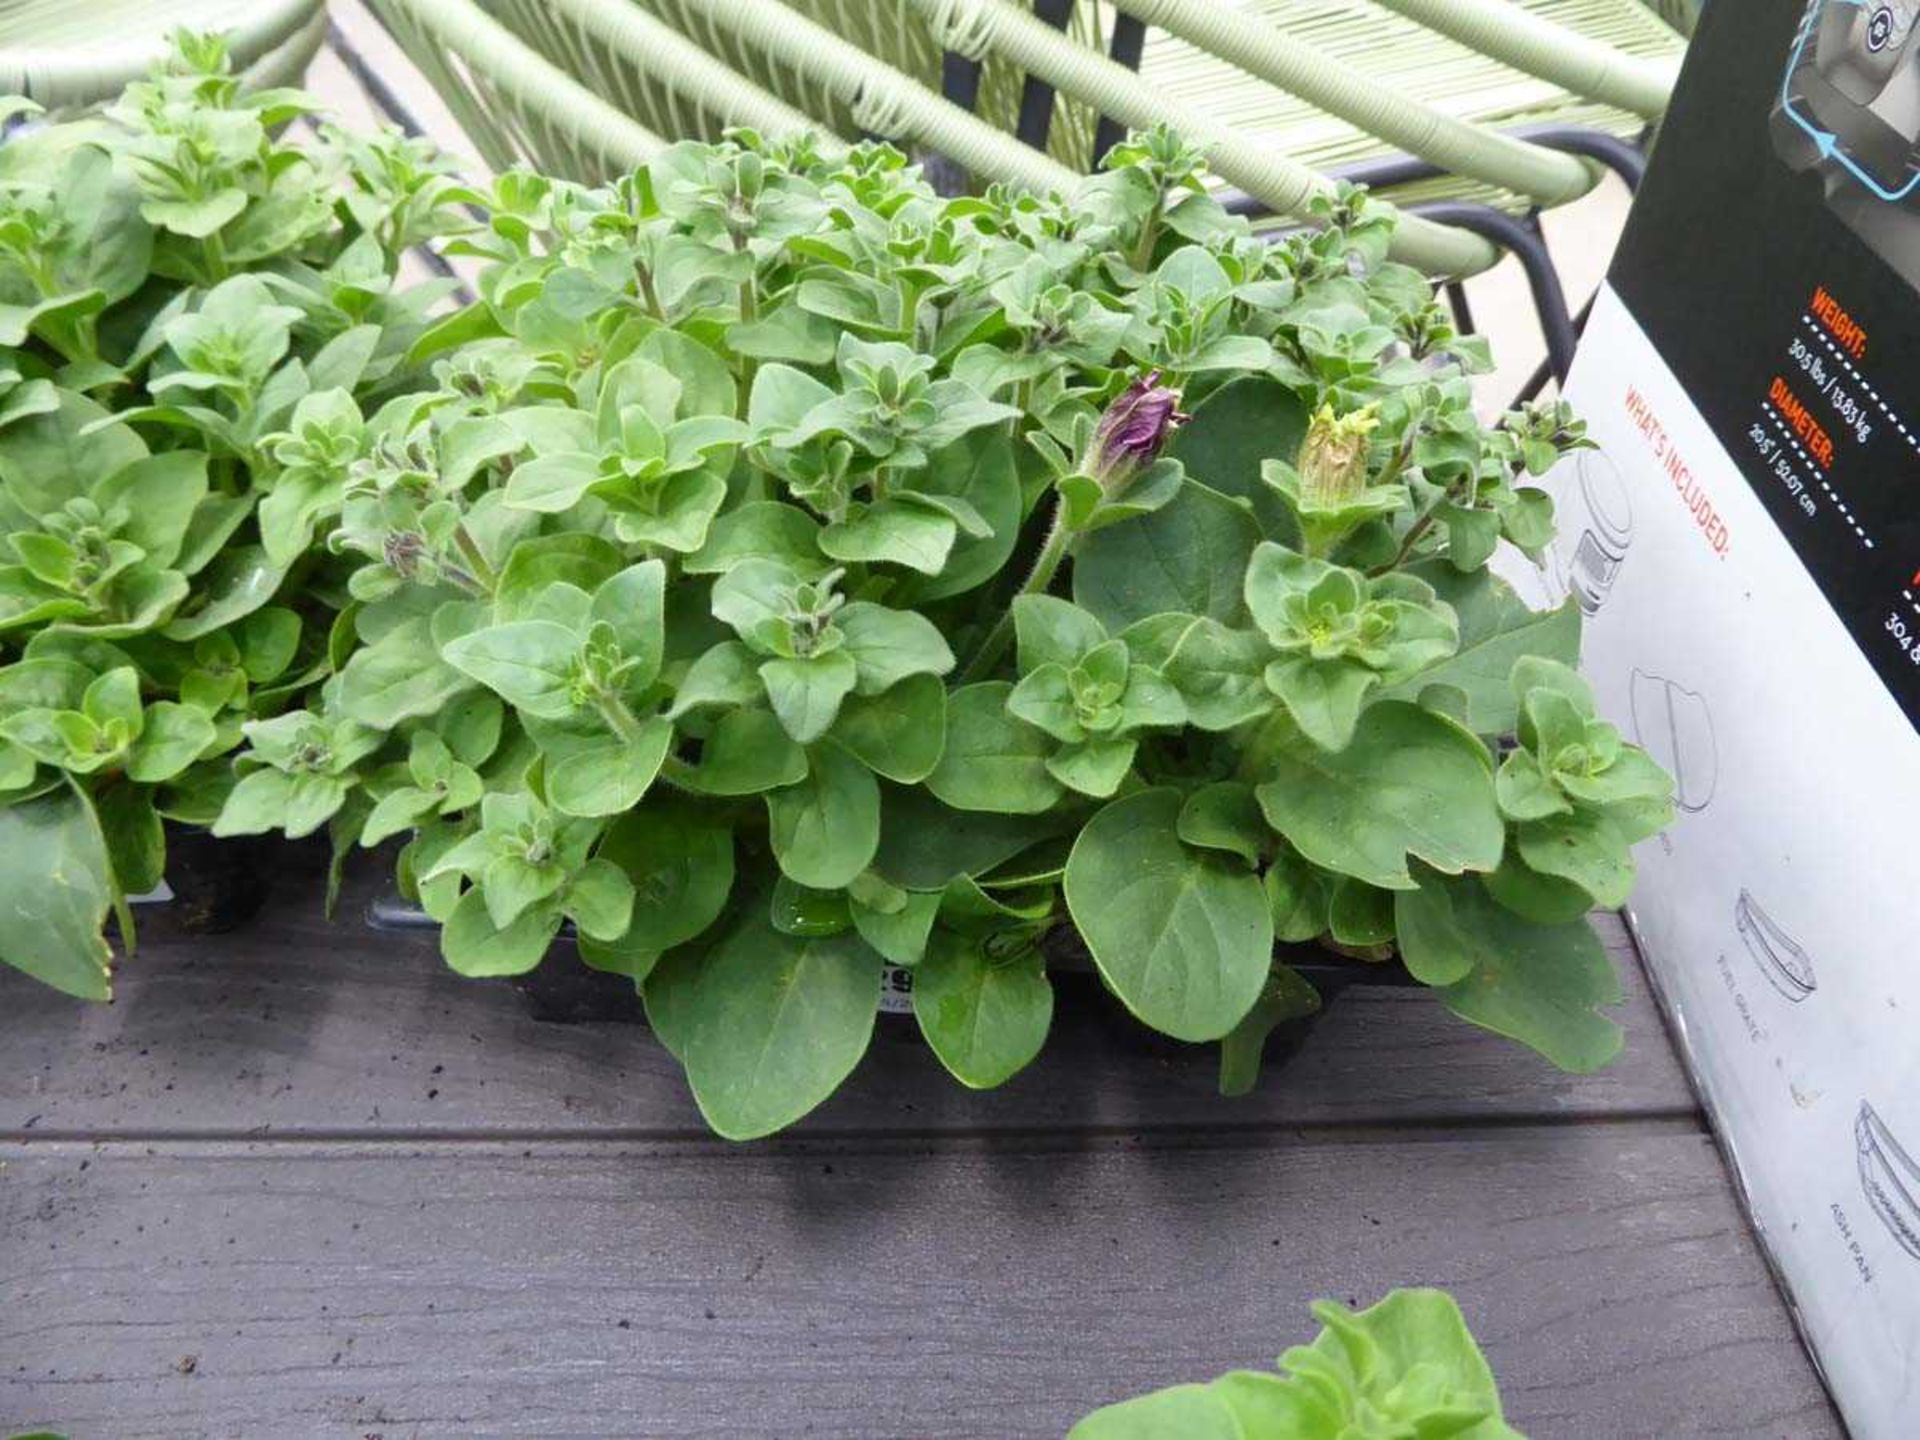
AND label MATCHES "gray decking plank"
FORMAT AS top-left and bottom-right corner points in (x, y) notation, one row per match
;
(0, 878), (1695, 1138)
(0, 1129), (1836, 1440)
